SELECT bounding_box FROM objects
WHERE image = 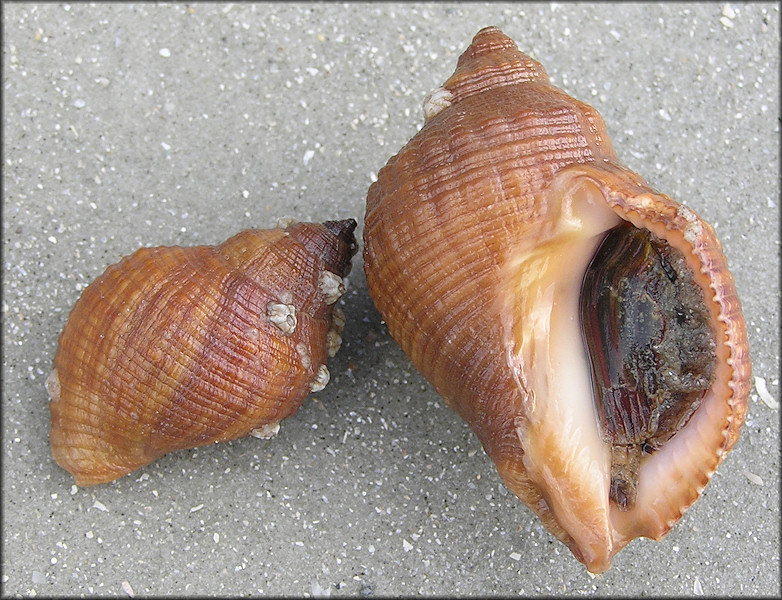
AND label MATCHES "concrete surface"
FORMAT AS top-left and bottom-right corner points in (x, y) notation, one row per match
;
(2, 2), (779, 596)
